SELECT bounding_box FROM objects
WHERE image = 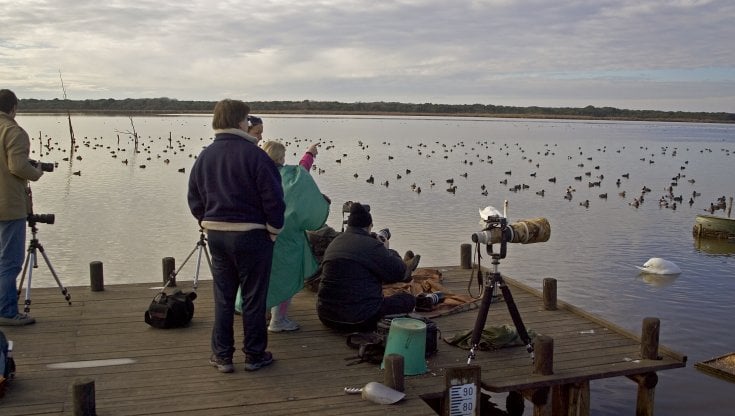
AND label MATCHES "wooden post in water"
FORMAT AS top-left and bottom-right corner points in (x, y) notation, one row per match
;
(542, 278), (557, 310)
(460, 243), (472, 269)
(162, 257), (176, 286)
(89, 261), (104, 292)
(71, 378), (96, 416)
(630, 317), (661, 416)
